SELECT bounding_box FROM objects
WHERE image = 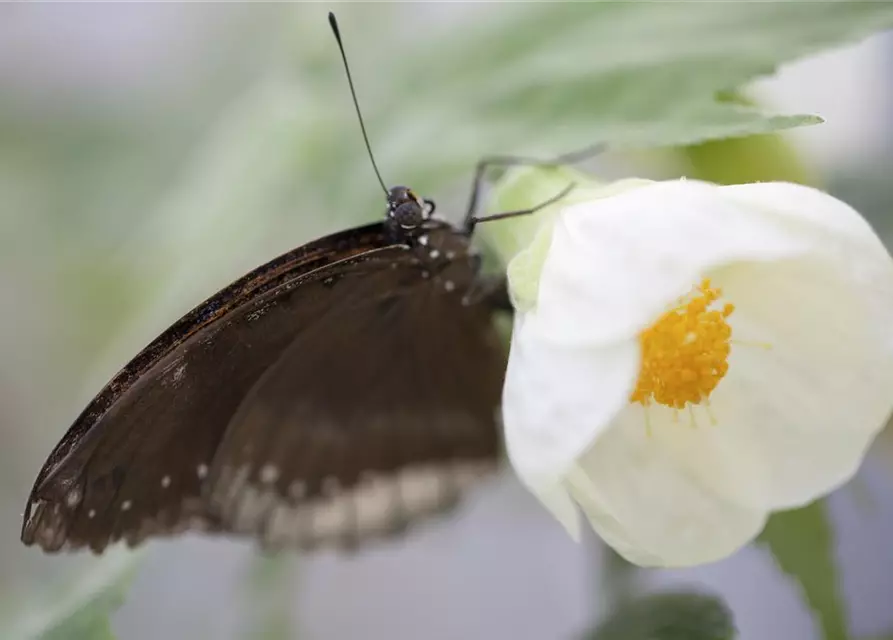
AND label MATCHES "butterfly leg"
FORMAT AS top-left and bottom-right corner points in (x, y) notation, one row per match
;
(461, 143), (606, 233)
